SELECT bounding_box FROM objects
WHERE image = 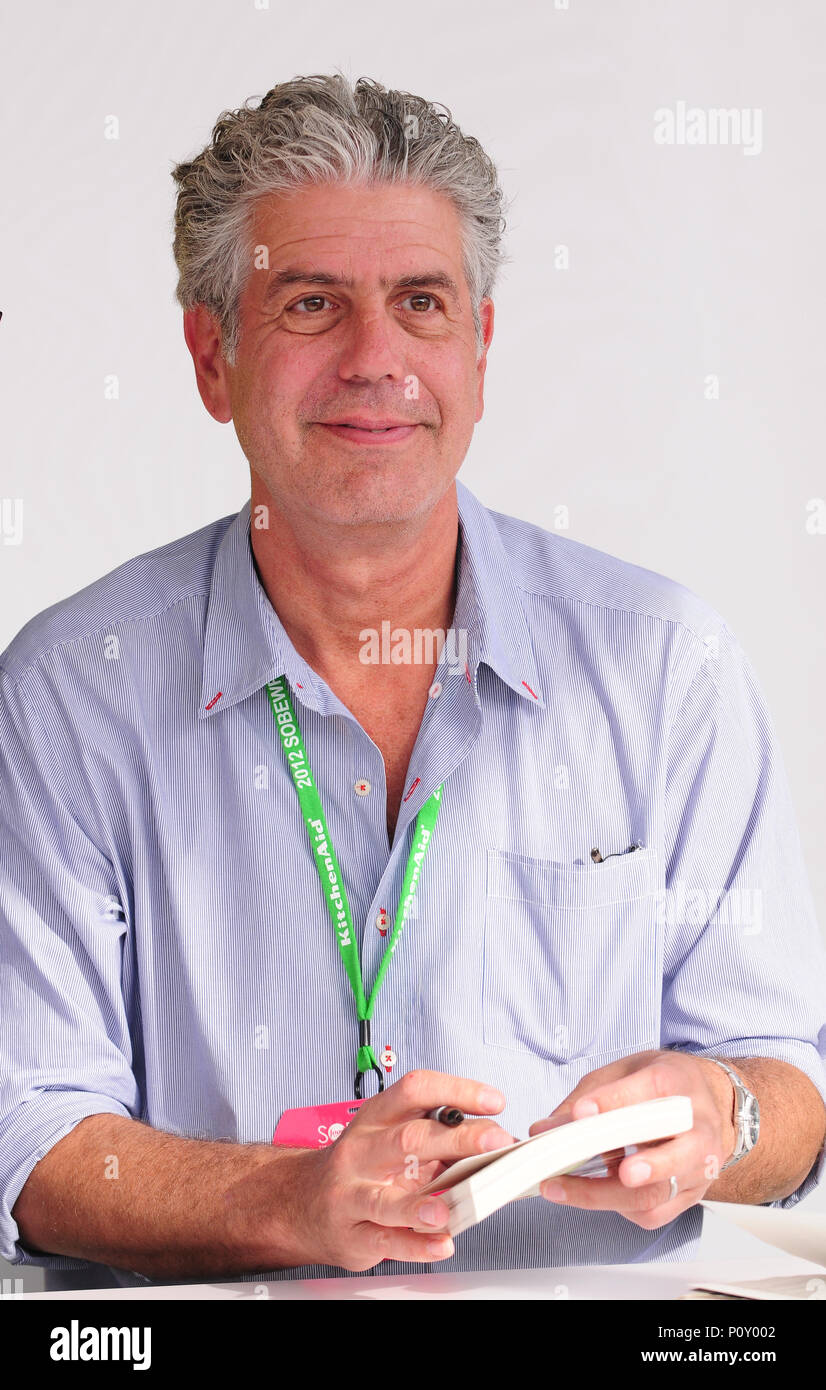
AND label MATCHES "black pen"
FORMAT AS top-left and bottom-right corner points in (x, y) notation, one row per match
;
(426, 1105), (465, 1126)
